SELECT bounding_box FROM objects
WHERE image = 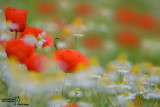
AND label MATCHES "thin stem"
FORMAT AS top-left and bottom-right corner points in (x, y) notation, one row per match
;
(62, 73), (67, 96)
(70, 93), (77, 106)
(15, 31), (17, 39)
(75, 37), (77, 49)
